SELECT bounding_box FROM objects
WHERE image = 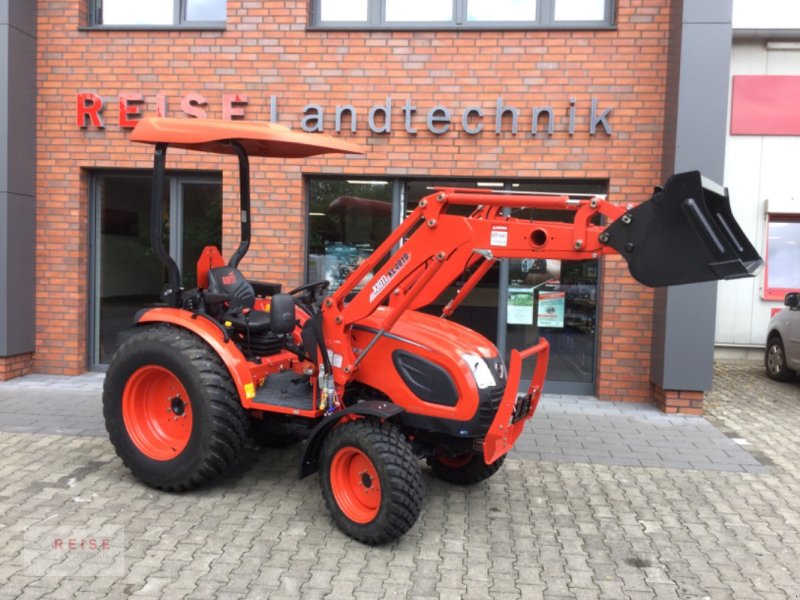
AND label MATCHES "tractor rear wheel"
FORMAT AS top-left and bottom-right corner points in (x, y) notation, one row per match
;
(103, 325), (249, 491)
(320, 419), (423, 545)
(427, 452), (505, 485)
